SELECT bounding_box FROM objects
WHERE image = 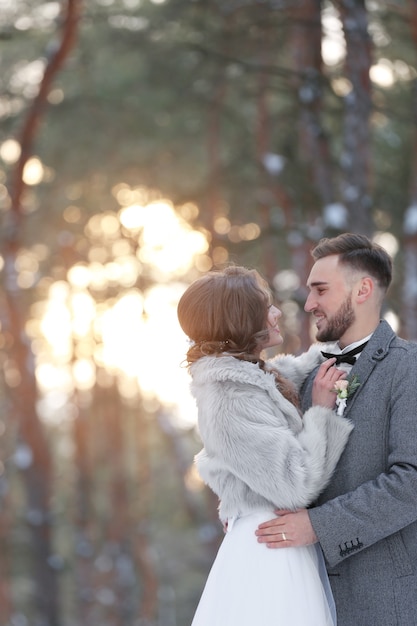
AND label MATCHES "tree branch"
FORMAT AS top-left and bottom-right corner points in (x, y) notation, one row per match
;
(9, 0), (83, 229)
